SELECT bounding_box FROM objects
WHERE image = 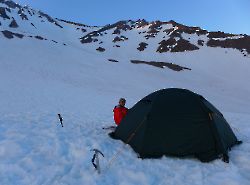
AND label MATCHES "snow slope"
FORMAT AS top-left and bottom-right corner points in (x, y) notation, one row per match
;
(0, 1), (250, 185)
